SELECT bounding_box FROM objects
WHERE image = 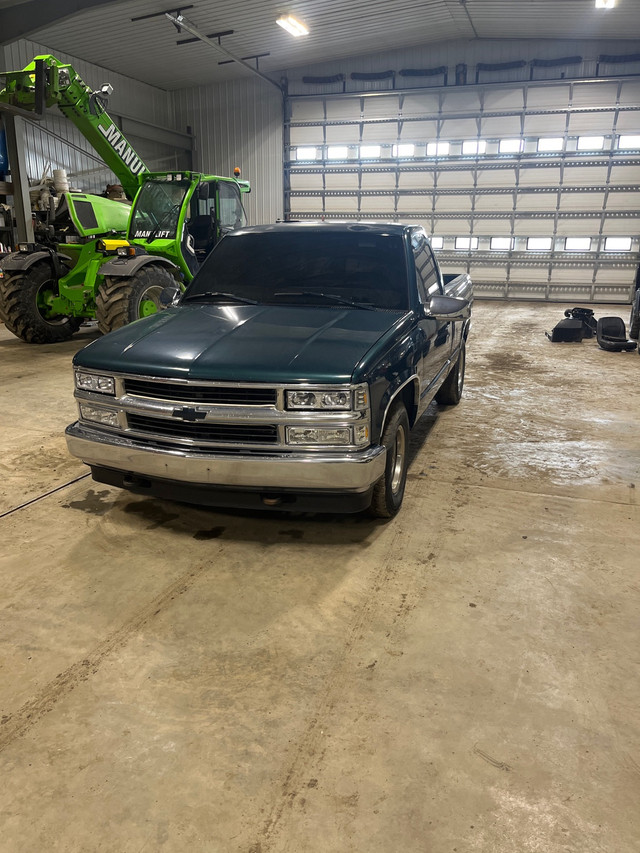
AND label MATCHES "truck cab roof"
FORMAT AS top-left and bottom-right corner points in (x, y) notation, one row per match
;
(231, 222), (415, 237)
